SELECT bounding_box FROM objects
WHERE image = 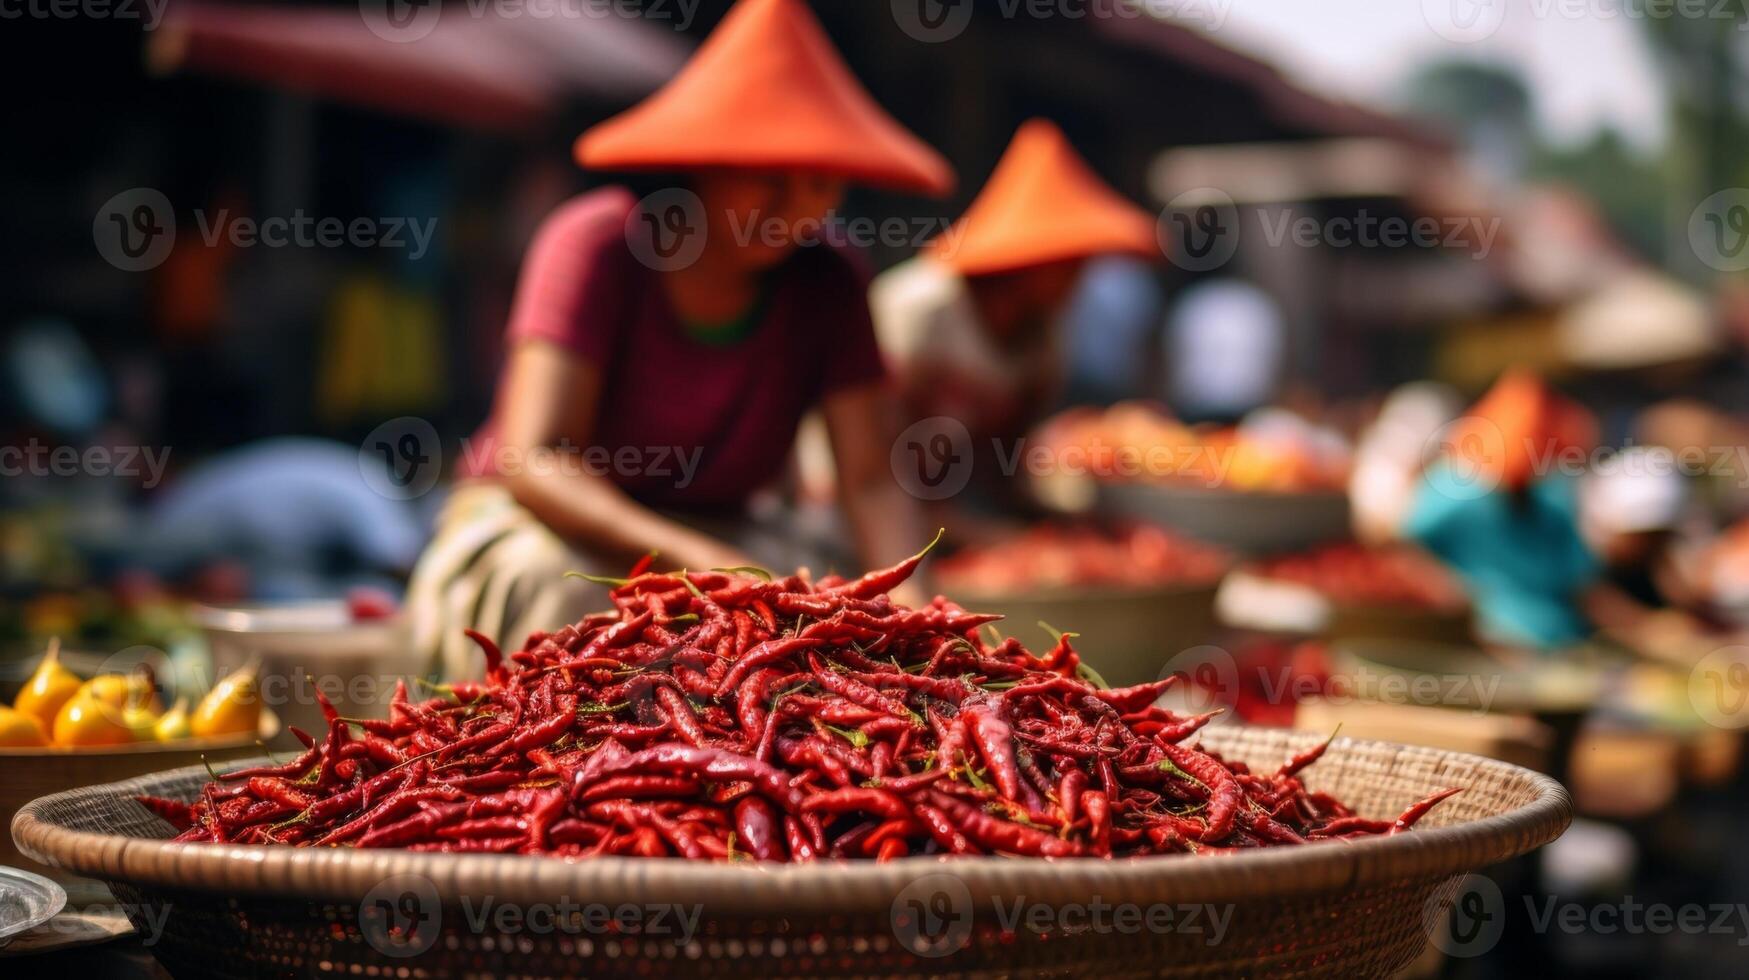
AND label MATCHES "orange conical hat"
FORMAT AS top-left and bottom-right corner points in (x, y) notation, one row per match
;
(575, 0), (953, 197)
(1446, 369), (1595, 491)
(926, 119), (1159, 276)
